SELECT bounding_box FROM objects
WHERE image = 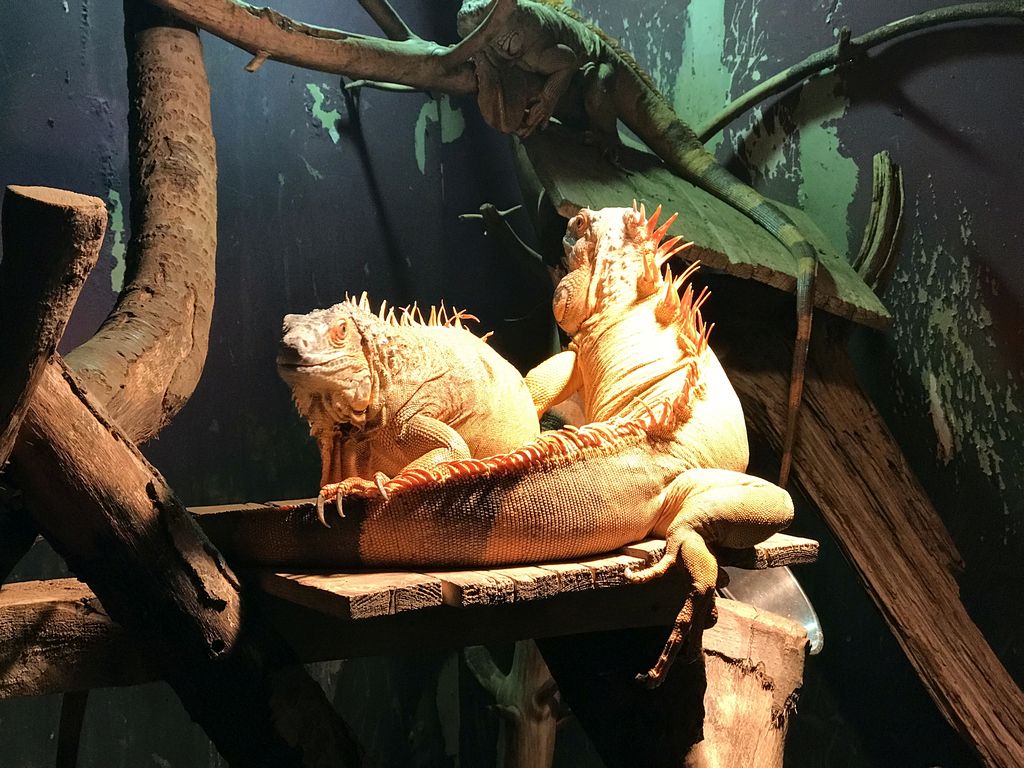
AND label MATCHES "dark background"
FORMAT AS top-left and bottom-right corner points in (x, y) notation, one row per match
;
(1, 1), (1021, 765)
